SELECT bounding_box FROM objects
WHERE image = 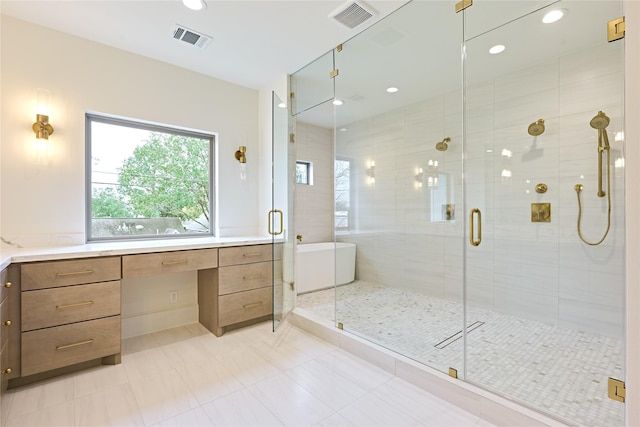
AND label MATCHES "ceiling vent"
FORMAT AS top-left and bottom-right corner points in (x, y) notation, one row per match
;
(329, 1), (377, 29)
(172, 24), (212, 49)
